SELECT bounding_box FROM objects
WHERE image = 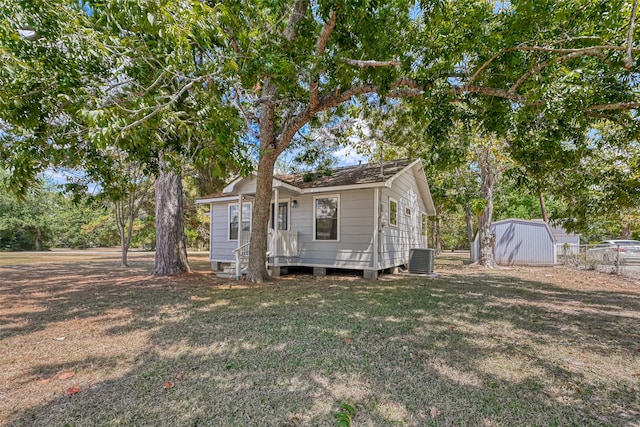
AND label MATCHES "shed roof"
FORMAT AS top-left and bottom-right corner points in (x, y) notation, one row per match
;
(492, 218), (556, 242)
